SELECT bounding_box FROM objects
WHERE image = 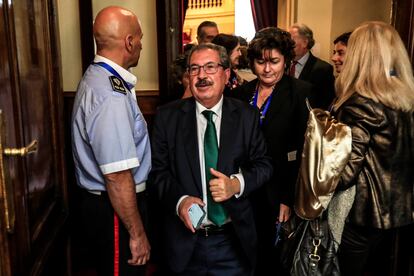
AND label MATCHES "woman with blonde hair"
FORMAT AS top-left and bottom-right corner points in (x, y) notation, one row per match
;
(333, 21), (414, 275)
